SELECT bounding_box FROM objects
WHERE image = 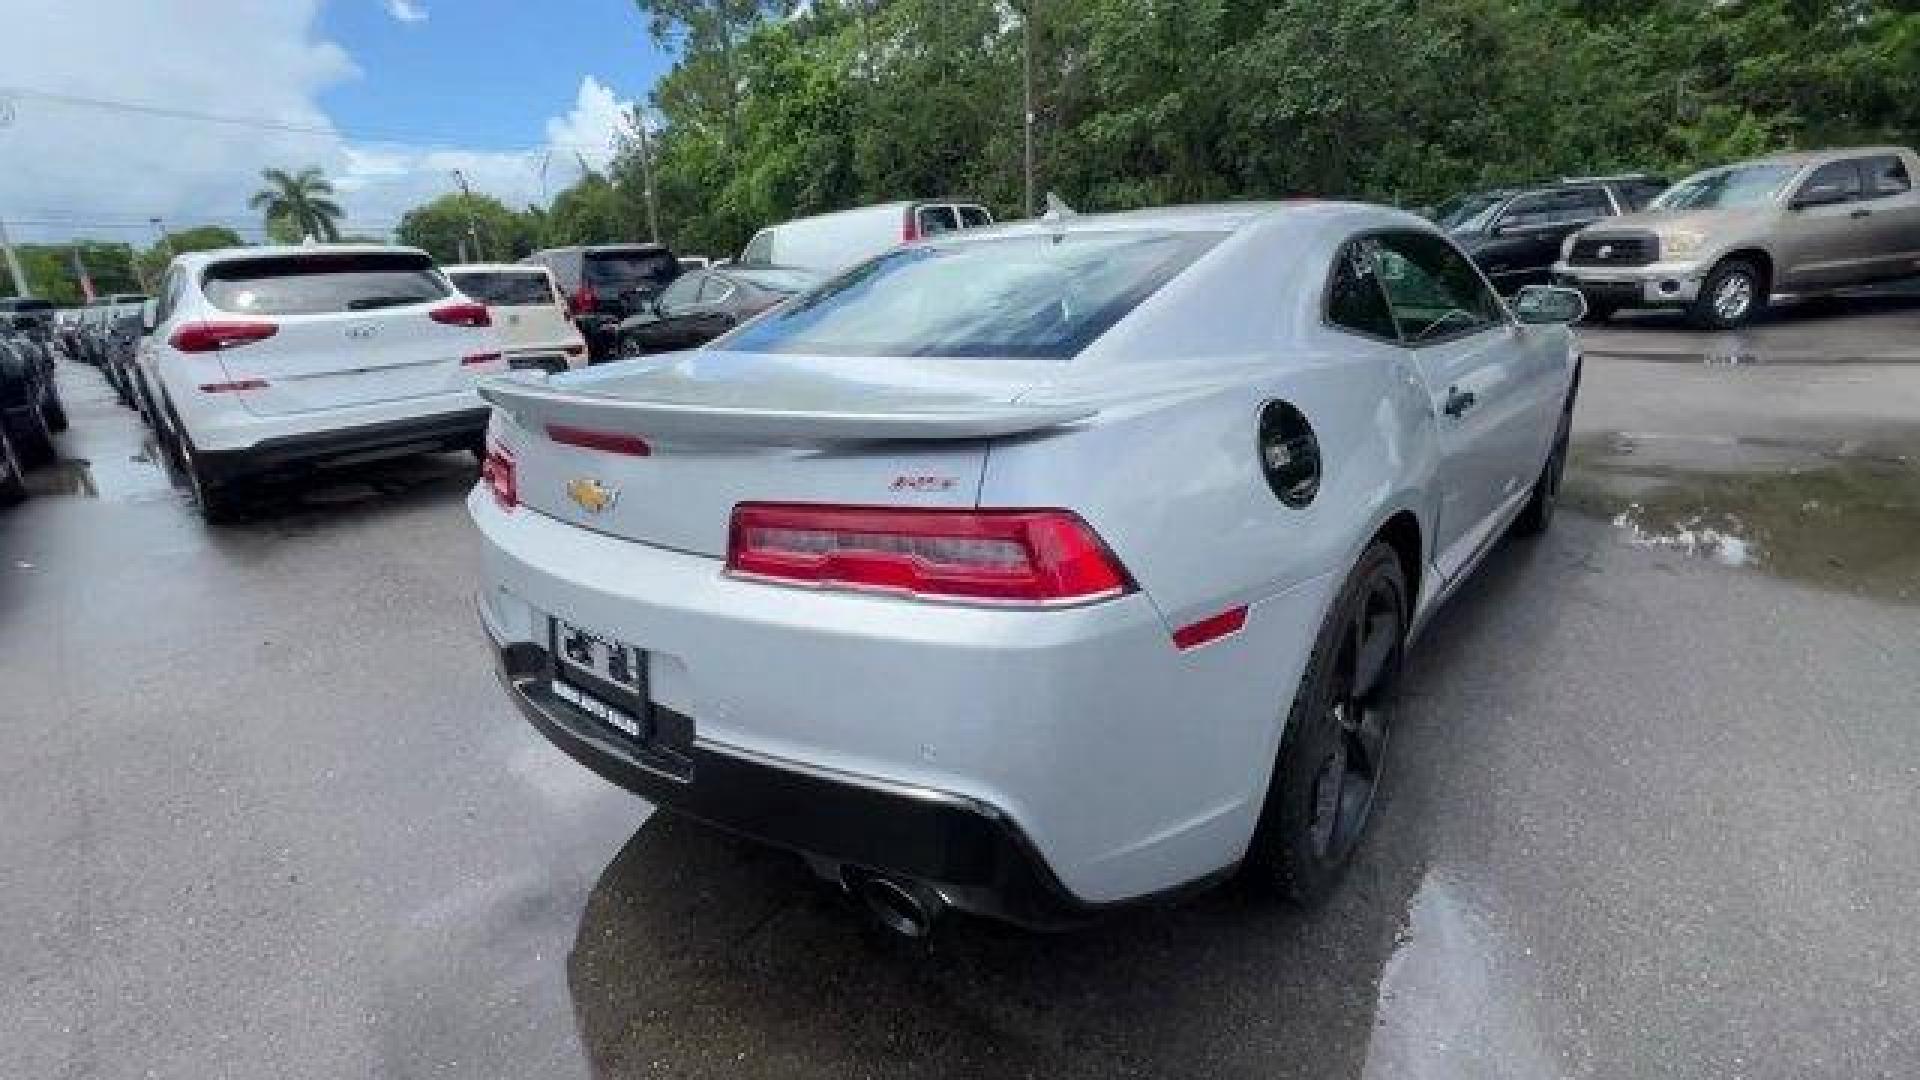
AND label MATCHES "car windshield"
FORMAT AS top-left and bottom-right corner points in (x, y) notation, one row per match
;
(715, 230), (1222, 359)
(730, 267), (819, 294)
(202, 252), (449, 315)
(583, 250), (680, 293)
(1433, 192), (1507, 232)
(1651, 163), (1798, 210)
(451, 271), (557, 307)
